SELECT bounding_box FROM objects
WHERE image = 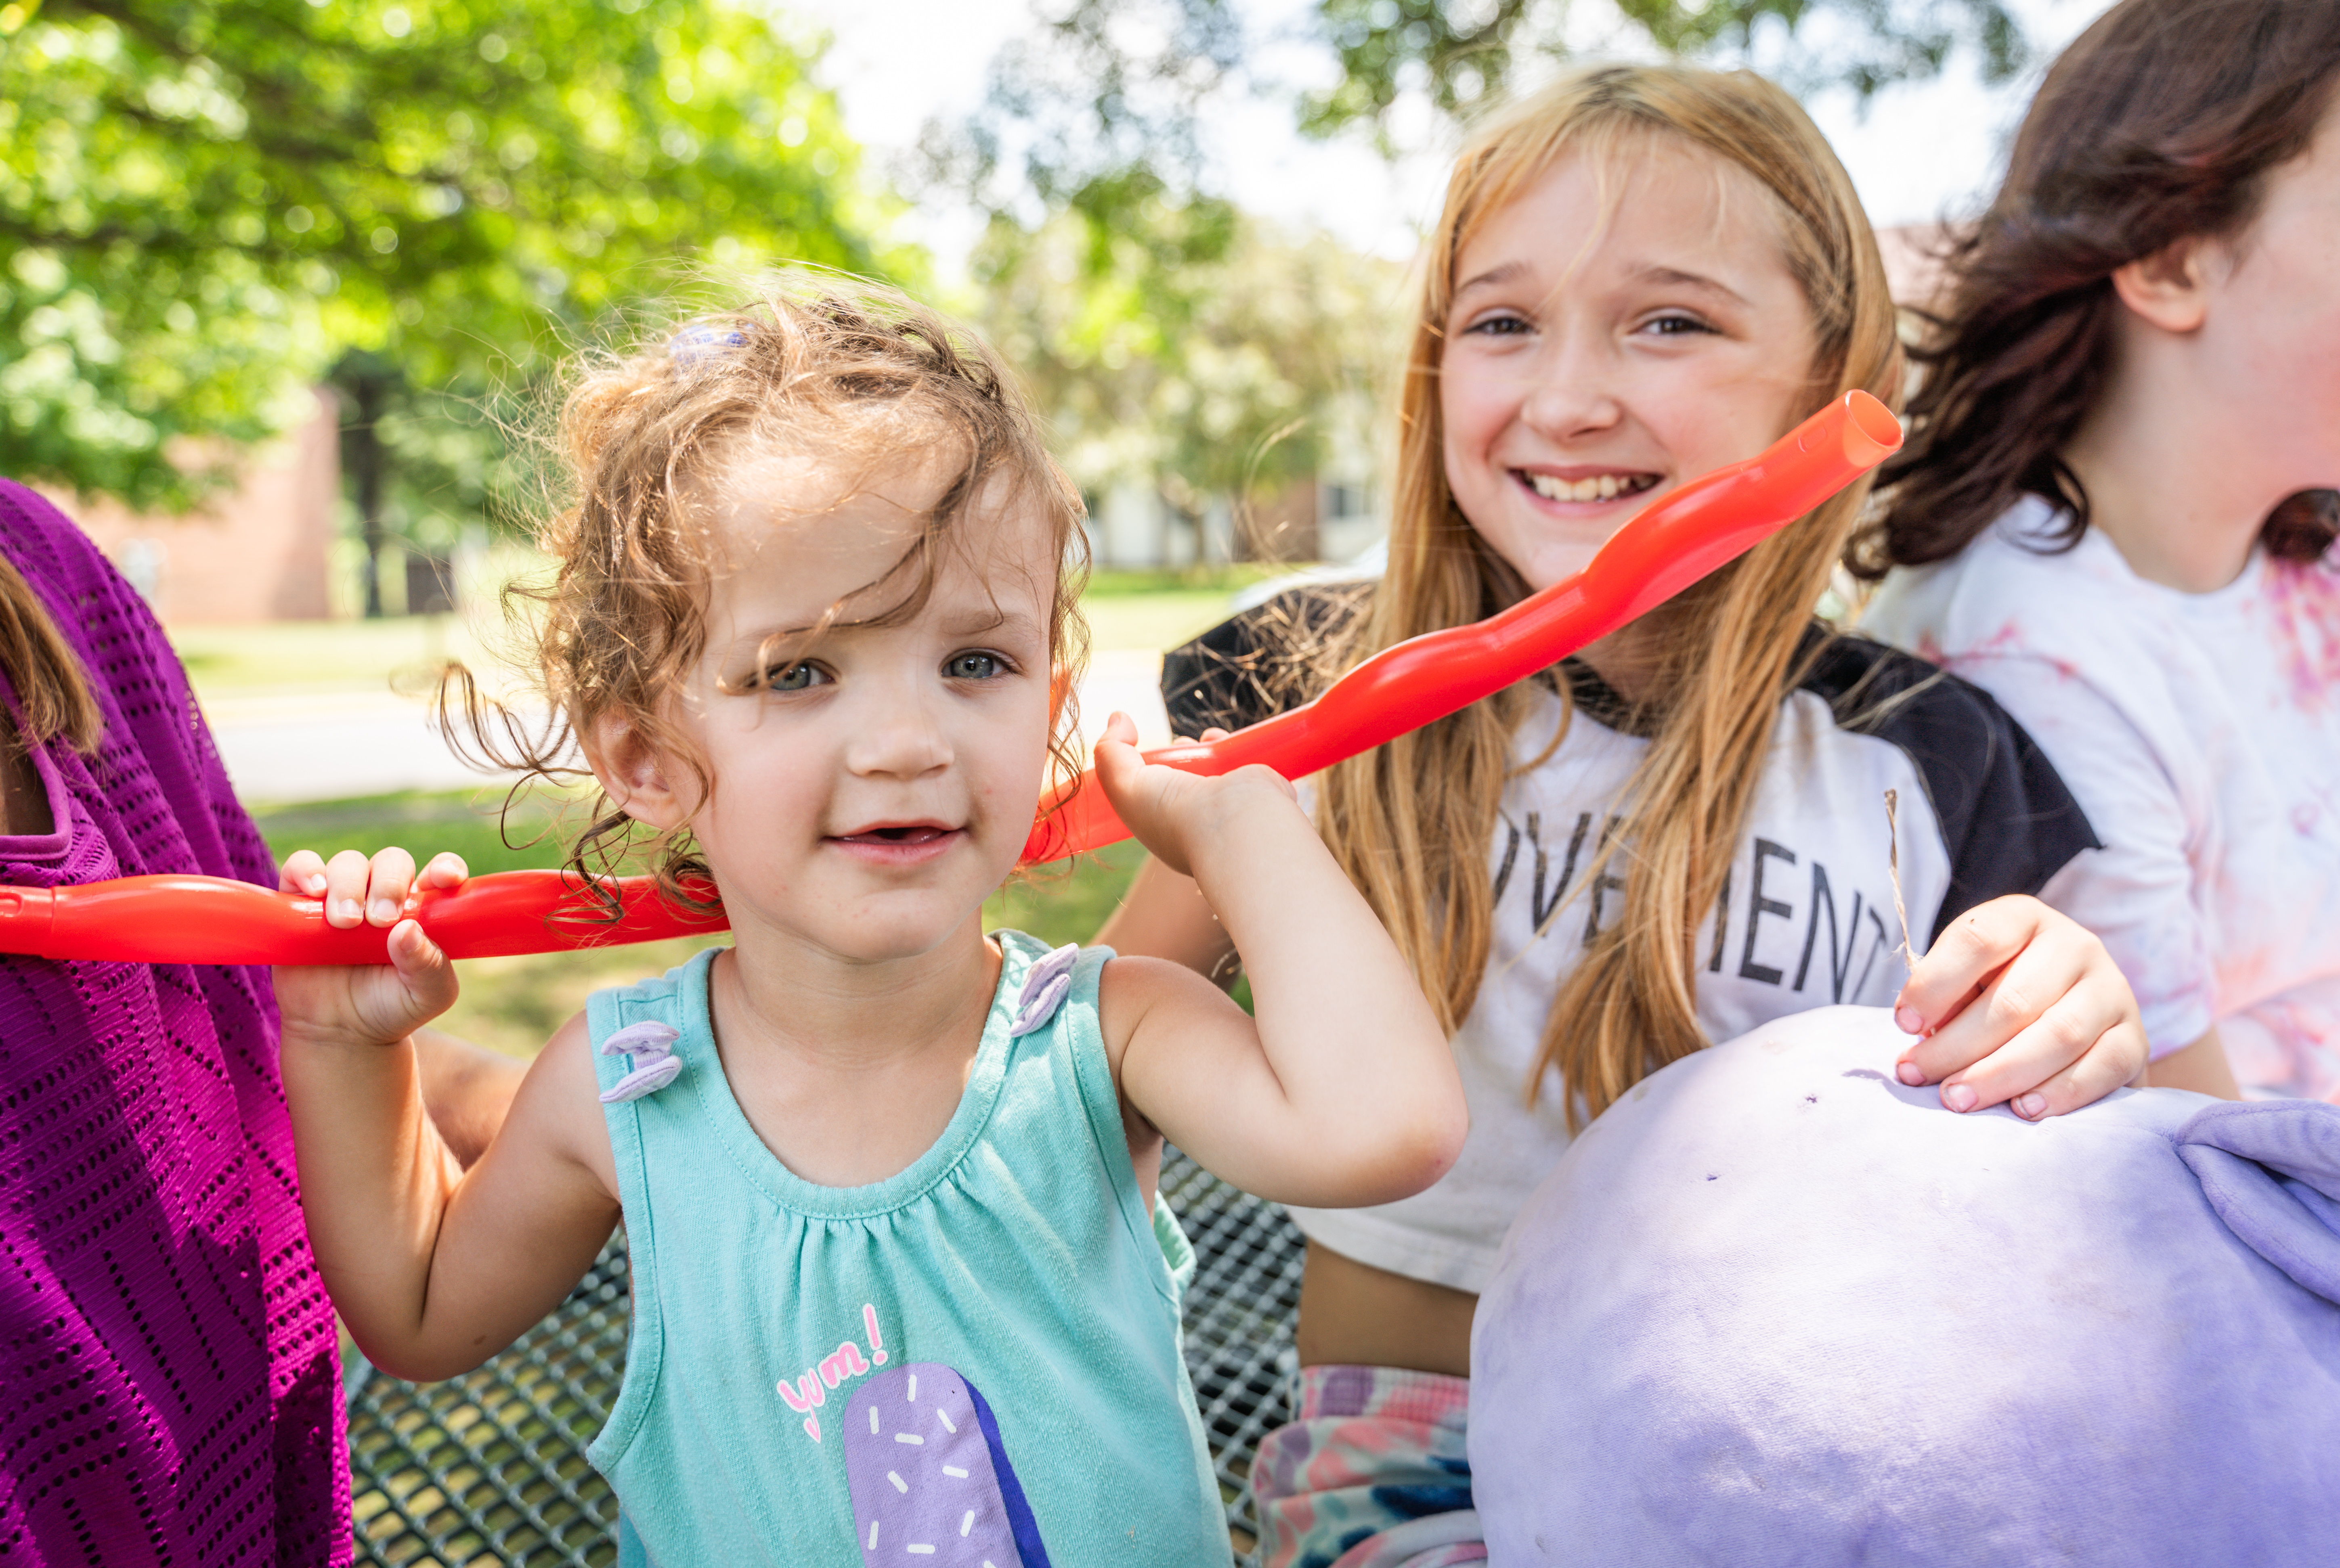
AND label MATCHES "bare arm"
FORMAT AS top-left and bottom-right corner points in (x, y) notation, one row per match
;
(1091, 714), (1466, 1208)
(1095, 722), (1241, 988)
(1095, 855), (1238, 988)
(413, 1028), (528, 1168)
(2145, 1028), (2243, 1099)
(281, 979), (618, 1380)
(279, 848), (526, 1168)
(275, 848), (619, 1381)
